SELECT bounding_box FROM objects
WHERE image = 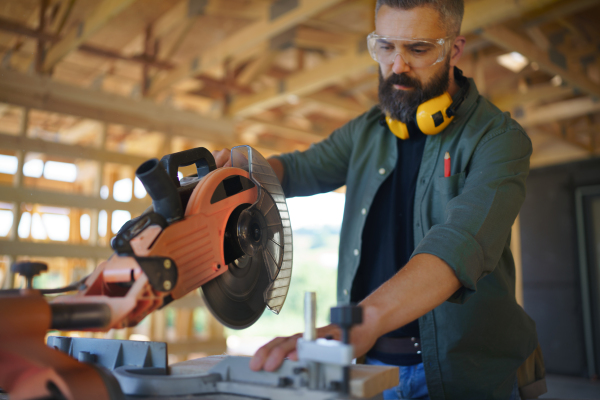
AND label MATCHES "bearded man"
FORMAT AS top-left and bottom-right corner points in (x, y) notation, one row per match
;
(213, 1), (543, 399)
